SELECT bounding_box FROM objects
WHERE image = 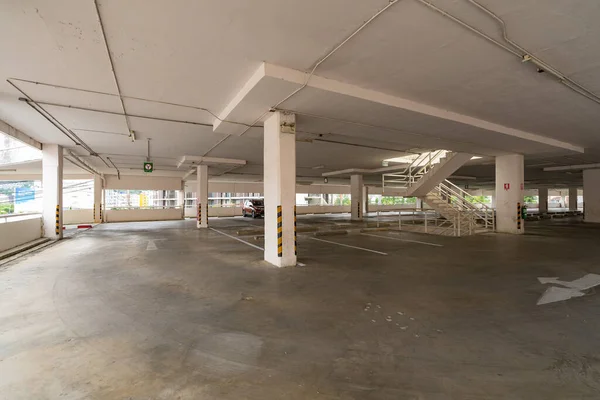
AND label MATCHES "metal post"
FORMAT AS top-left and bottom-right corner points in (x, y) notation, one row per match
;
(399, 210), (402, 231)
(454, 214), (457, 237)
(377, 209), (380, 228)
(425, 212), (428, 233)
(457, 211), (461, 236)
(469, 213), (472, 235)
